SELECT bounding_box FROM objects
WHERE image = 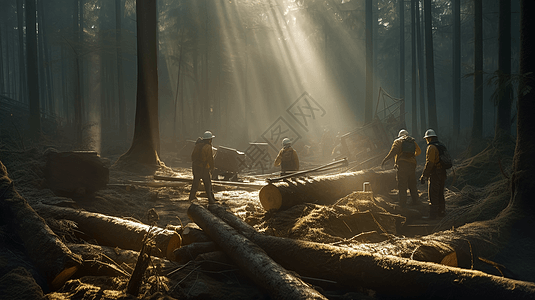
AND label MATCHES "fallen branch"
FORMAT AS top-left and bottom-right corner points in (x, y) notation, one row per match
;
(33, 204), (181, 260)
(187, 203), (327, 300)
